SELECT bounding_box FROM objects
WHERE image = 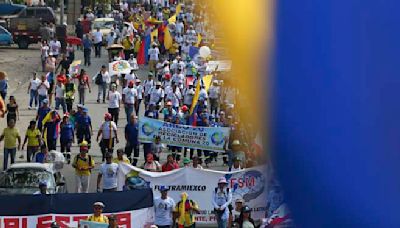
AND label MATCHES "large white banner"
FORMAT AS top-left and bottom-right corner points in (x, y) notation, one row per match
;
(119, 164), (269, 225)
(0, 208), (154, 228)
(138, 117), (230, 152)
